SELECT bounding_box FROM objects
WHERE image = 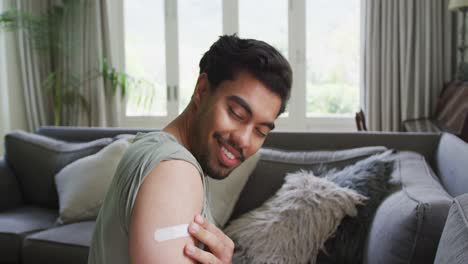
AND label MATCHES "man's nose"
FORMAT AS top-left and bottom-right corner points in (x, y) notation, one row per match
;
(232, 126), (252, 151)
